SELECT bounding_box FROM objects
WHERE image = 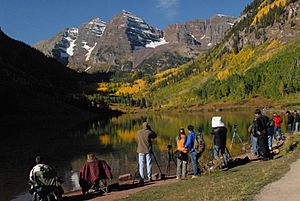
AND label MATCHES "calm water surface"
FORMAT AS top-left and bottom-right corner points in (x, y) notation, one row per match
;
(1, 111), (261, 201)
